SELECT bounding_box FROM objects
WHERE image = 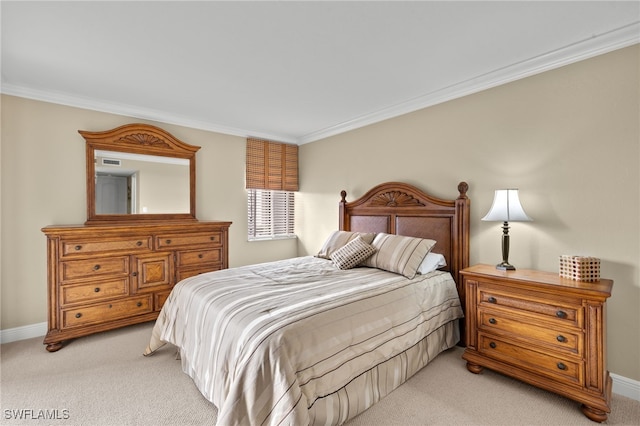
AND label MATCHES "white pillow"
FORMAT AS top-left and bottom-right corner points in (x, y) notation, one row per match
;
(417, 252), (447, 274)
